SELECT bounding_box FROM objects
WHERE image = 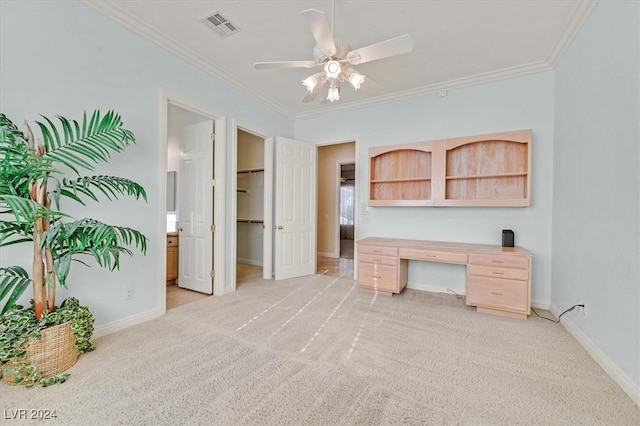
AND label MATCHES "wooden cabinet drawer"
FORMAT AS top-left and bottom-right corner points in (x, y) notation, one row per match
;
(399, 248), (467, 264)
(358, 263), (398, 293)
(359, 253), (398, 267)
(359, 245), (398, 257)
(468, 264), (529, 281)
(167, 236), (178, 247)
(468, 253), (529, 270)
(466, 276), (529, 313)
